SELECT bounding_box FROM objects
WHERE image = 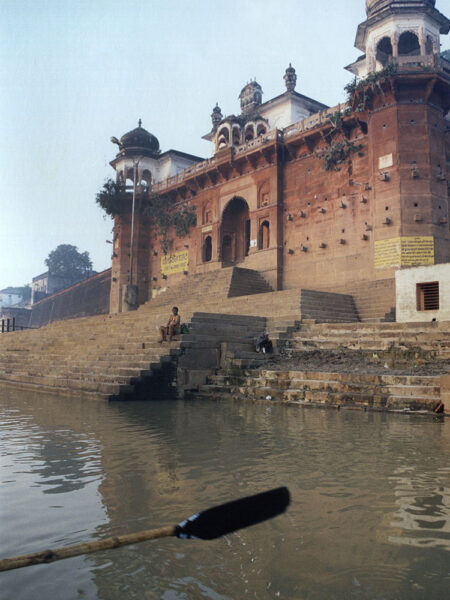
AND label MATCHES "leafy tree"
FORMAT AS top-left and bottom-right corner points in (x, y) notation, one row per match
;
(45, 244), (93, 280)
